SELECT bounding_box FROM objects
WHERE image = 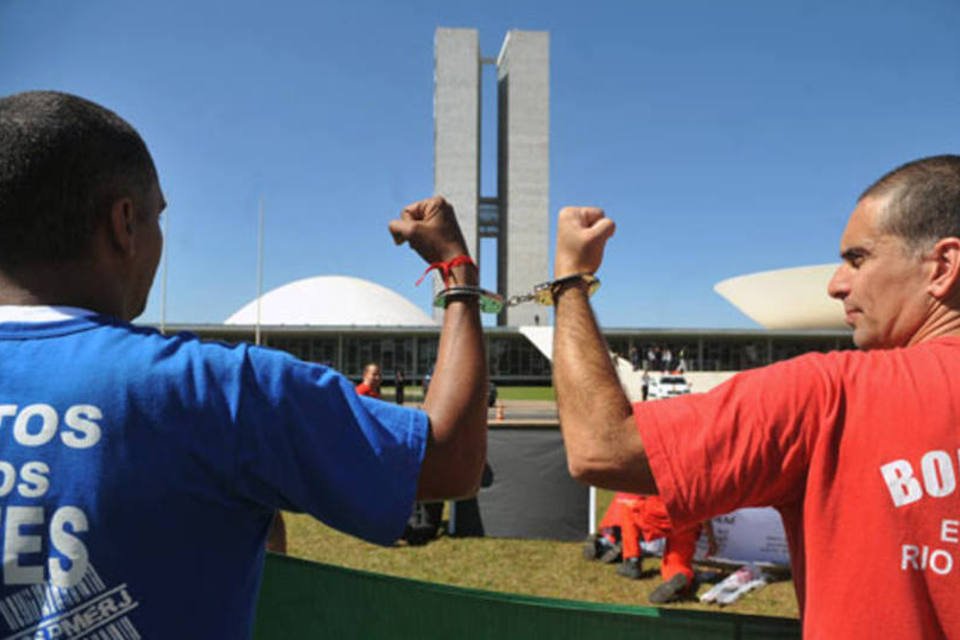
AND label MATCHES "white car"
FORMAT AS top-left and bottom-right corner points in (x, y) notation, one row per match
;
(648, 374), (692, 399)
